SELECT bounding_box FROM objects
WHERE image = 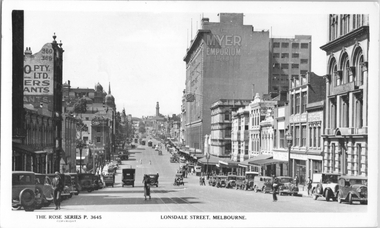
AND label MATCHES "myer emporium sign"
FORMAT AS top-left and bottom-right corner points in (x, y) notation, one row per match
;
(205, 34), (242, 56)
